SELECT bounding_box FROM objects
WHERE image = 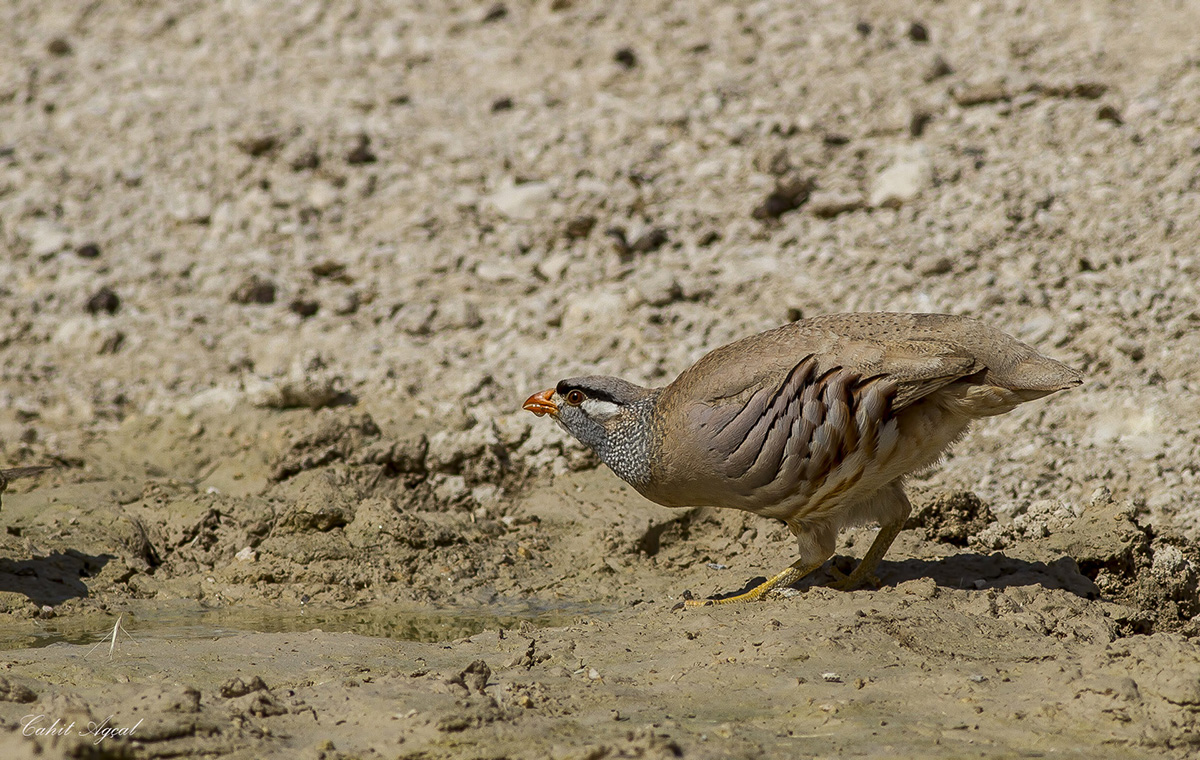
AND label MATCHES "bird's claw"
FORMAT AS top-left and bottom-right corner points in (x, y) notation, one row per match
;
(827, 567), (880, 591)
(676, 590), (716, 609)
